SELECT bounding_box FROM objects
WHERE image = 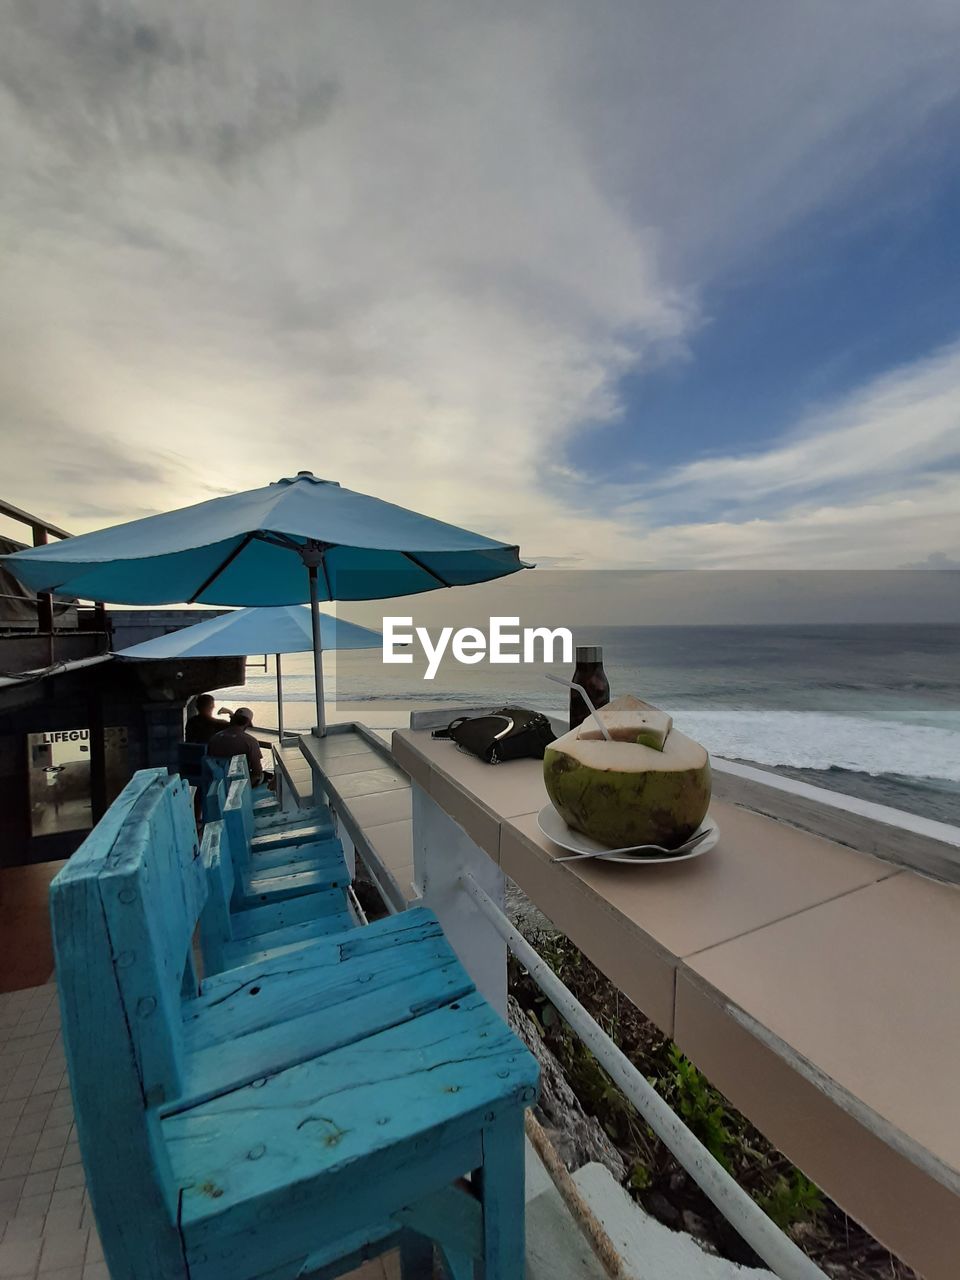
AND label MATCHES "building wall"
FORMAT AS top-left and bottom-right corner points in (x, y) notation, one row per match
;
(0, 655), (243, 868)
(108, 608), (229, 651)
